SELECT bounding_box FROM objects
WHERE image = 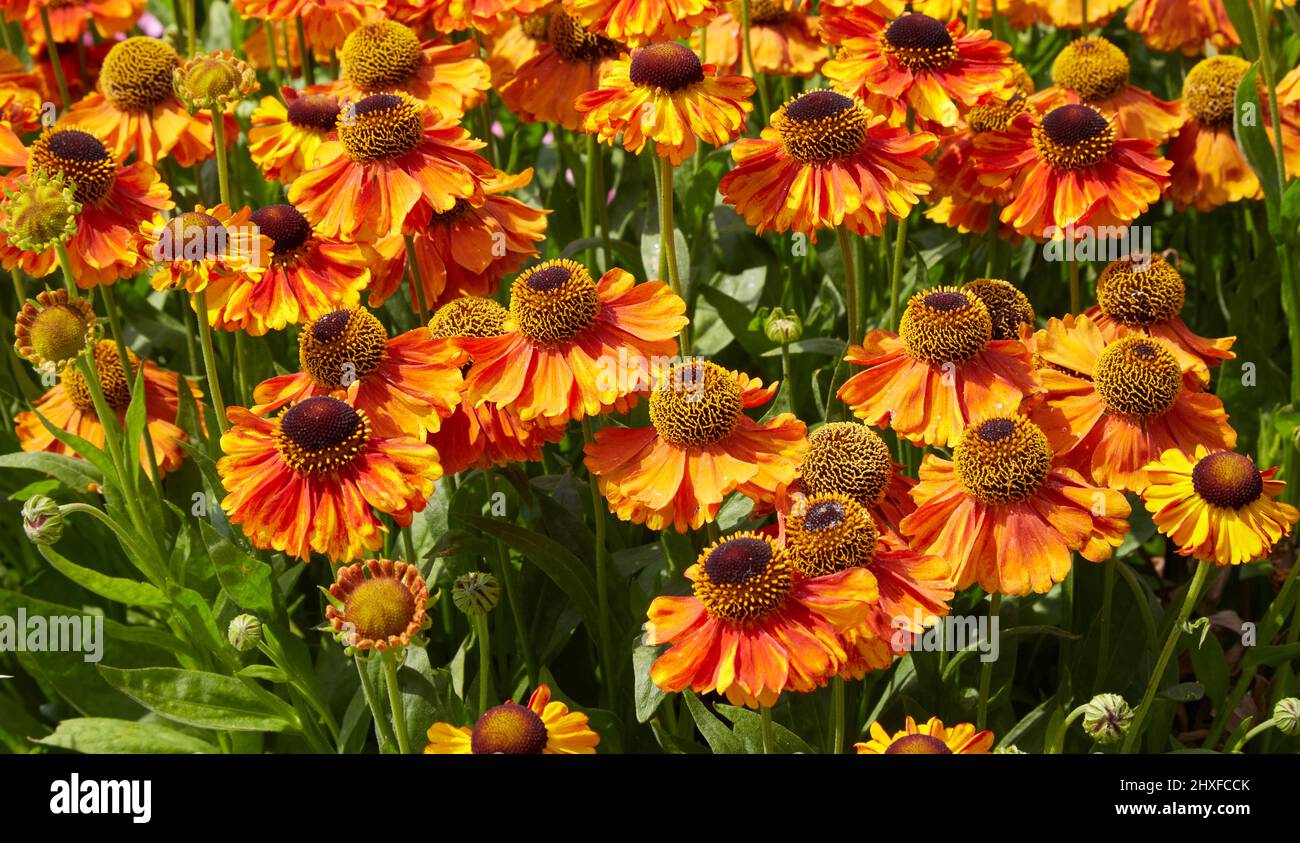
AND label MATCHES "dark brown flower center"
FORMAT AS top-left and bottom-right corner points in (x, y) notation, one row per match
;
(885, 734), (953, 754)
(286, 94), (342, 131)
(1042, 103), (1109, 145)
(251, 204), (312, 254)
(882, 13), (956, 71)
(471, 703), (548, 754)
(704, 537), (771, 584)
(1191, 451), (1264, 510)
(28, 129), (115, 205)
(629, 42), (704, 91)
(803, 499), (847, 532)
(280, 396), (361, 451)
(775, 90), (869, 163)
